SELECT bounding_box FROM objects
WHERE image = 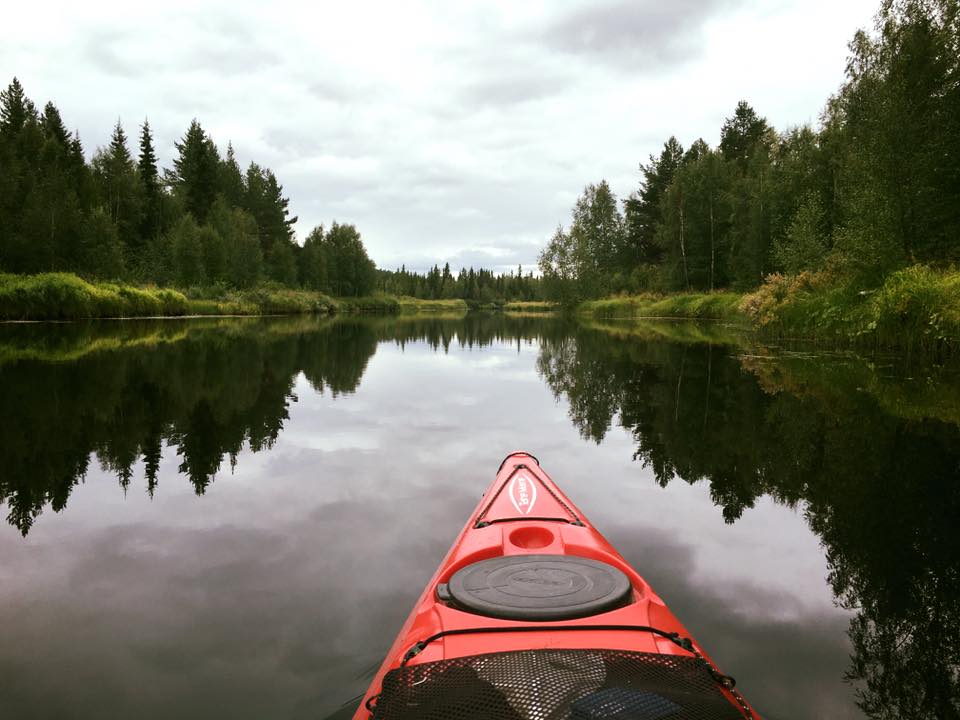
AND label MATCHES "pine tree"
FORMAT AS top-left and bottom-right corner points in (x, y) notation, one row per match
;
(623, 137), (684, 266)
(219, 142), (245, 207)
(719, 101), (770, 166)
(0, 77), (34, 137)
(138, 119), (161, 242)
(92, 120), (141, 264)
(40, 102), (70, 148)
(169, 119), (218, 222)
(301, 225), (328, 291)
